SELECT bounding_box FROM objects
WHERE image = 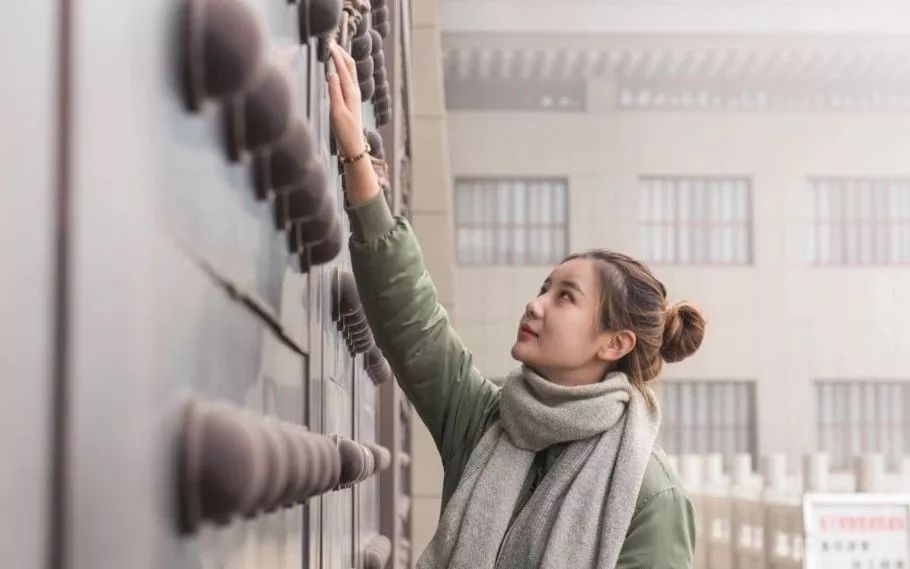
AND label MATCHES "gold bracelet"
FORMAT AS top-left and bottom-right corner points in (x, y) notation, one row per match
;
(339, 135), (372, 165)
